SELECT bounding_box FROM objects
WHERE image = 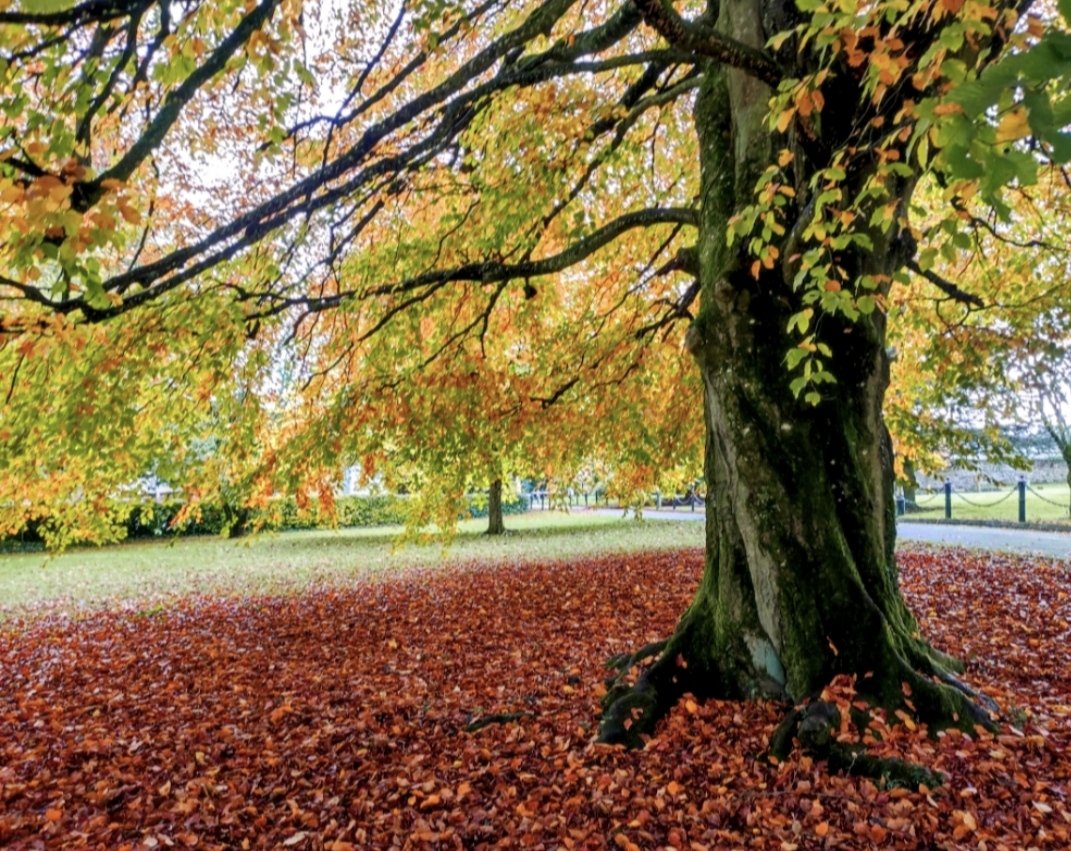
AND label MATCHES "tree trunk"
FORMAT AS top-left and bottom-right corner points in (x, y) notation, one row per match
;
(1063, 448), (1071, 519)
(600, 2), (991, 747)
(902, 458), (919, 511)
(224, 505), (249, 539)
(486, 477), (506, 536)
